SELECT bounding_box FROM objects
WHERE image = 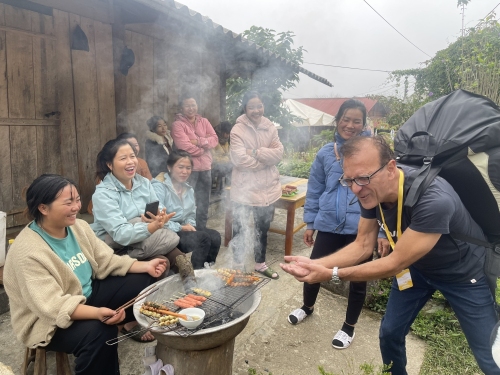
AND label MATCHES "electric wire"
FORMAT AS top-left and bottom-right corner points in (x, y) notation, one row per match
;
(474, 2), (500, 27)
(303, 62), (391, 73)
(362, 0), (432, 58)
